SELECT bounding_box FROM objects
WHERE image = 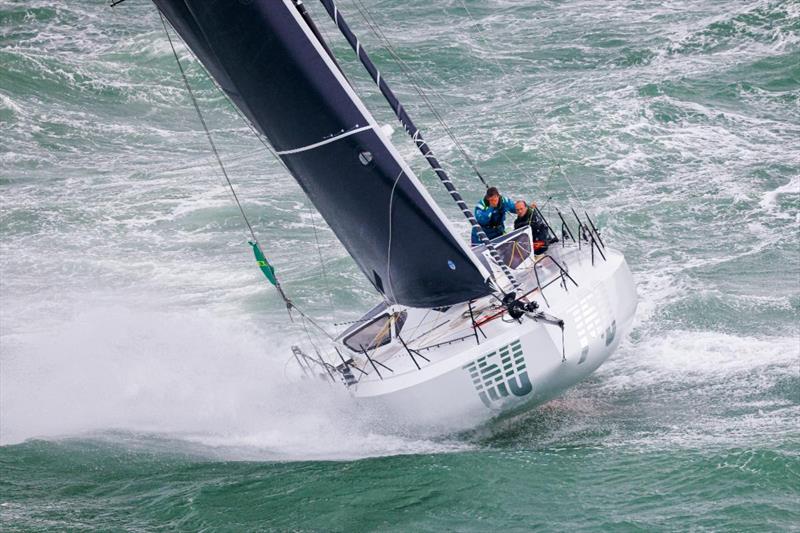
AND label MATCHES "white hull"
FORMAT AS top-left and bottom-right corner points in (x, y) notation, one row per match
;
(349, 245), (636, 433)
